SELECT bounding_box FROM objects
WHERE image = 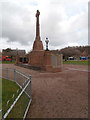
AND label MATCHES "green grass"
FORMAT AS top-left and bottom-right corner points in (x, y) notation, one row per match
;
(0, 61), (15, 64)
(7, 93), (29, 118)
(63, 60), (90, 65)
(2, 78), (30, 119)
(2, 78), (21, 116)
